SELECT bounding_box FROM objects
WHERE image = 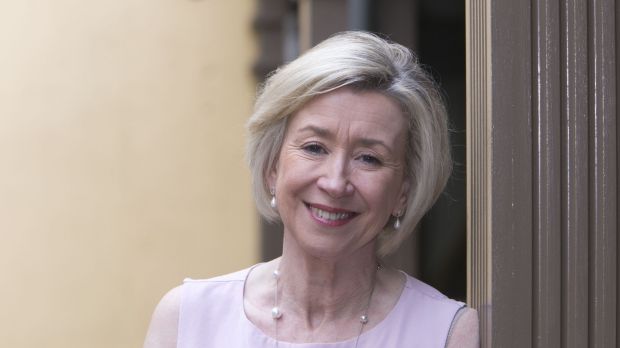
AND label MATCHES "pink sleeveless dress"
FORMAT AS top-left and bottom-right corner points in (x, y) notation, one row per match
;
(177, 266), (464, 348)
